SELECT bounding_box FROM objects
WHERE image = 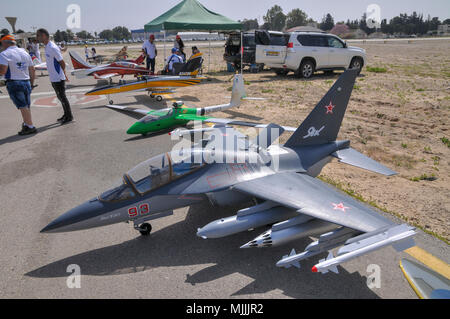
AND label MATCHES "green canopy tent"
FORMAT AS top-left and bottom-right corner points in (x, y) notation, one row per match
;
(144, 0), (242, 73)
